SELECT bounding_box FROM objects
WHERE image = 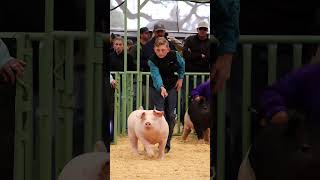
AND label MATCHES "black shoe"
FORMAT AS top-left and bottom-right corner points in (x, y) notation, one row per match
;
(165, 147), (170, 153)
